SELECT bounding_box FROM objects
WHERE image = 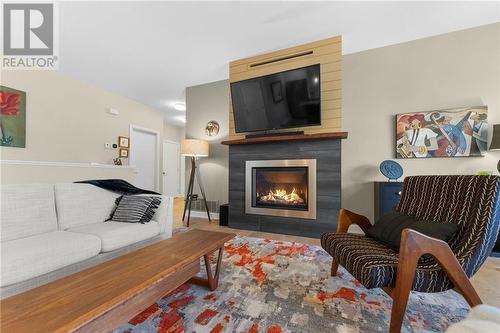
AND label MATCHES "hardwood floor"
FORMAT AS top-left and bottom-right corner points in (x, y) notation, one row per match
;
(173, 198), (320, 246)
(173, 198), (500, 307)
